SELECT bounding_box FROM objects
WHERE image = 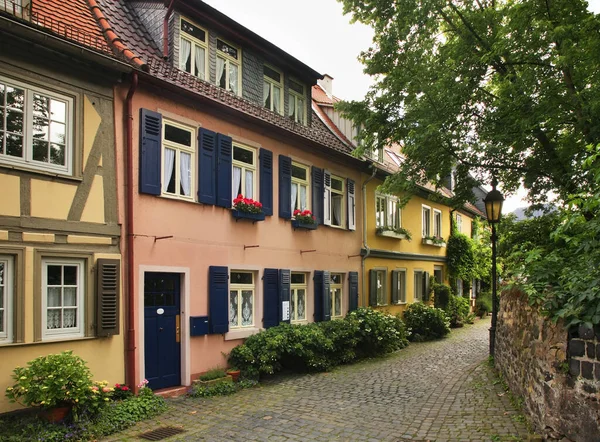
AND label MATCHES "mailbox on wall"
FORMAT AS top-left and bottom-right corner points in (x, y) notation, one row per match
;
(190, 316), (209, 336)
